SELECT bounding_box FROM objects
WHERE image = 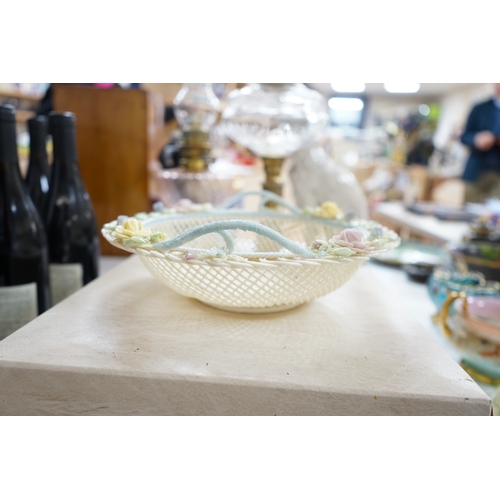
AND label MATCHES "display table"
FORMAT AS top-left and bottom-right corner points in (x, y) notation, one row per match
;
(372, 202), (470, 244)
(367, 262), (498, 399)
(0, 256), (491, 415)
